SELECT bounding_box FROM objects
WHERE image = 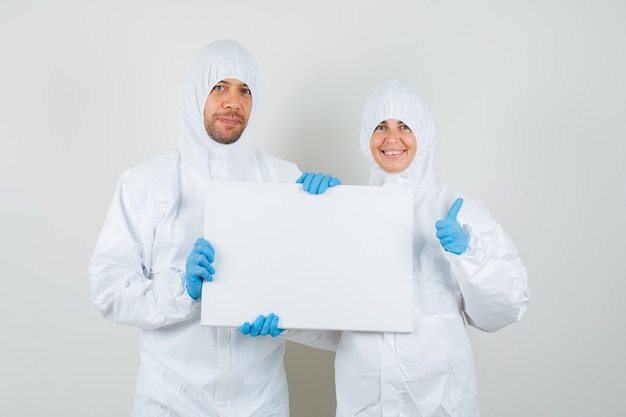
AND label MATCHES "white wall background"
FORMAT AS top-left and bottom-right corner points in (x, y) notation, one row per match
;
(1, 1), (625, 416)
